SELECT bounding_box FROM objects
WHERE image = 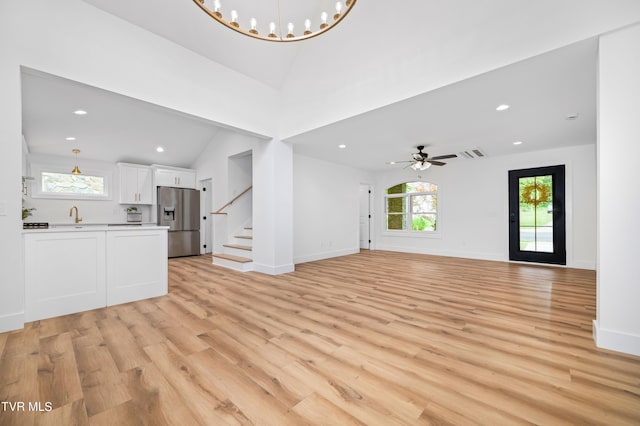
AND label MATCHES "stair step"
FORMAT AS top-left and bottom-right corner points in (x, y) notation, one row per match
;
(235, 235), (253, 240)
(223, 244), (252, 251)
(211, 253), (252, 263)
